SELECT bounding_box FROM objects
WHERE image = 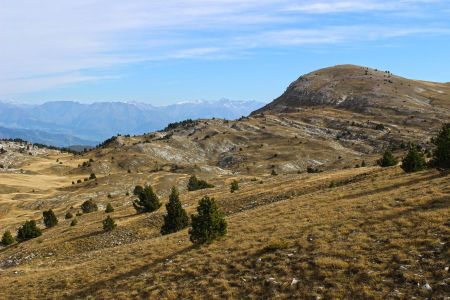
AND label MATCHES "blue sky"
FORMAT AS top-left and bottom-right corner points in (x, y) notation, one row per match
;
(0, 0), (449, 105)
